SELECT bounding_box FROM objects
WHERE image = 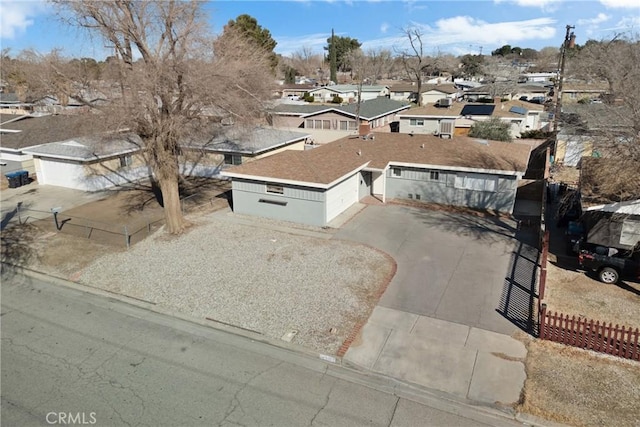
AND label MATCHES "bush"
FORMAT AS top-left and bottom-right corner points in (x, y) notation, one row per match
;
(468, 117), (512, 142)
(302, 92), (314, 103)
(520, 129), (553, 139)
(331, 95), (343, 104)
